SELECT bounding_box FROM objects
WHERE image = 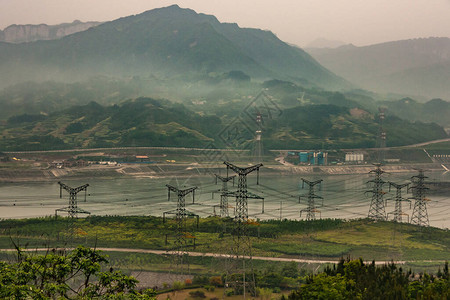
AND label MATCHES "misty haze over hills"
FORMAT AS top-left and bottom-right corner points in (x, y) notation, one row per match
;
(0, 5), (347, 90)
(0, 5), (449, 152)
(307, 37), (450, 100)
